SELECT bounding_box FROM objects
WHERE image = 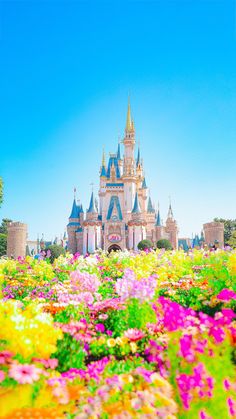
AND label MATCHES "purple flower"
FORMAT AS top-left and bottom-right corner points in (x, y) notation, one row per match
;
(217, 289), (236, 302)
